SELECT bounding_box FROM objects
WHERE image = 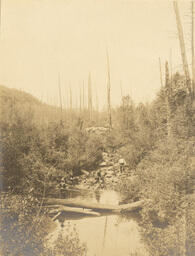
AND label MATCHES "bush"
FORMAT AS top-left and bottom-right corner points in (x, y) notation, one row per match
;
(134, 137), (195, 256)
(0, 193), (87, 256)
